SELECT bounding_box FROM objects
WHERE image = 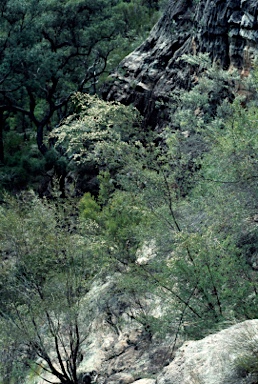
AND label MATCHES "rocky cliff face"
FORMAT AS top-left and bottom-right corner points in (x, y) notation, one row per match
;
(103, 0), (258, 127)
